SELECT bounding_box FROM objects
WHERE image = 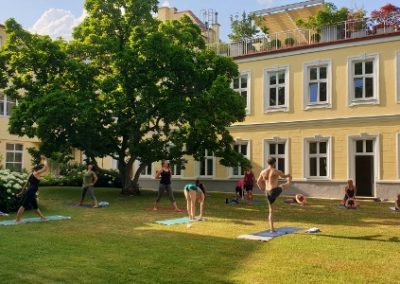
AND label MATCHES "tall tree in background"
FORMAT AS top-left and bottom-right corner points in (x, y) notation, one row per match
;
(0, 0), (248, 195)
(228, 11), (264, 42)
